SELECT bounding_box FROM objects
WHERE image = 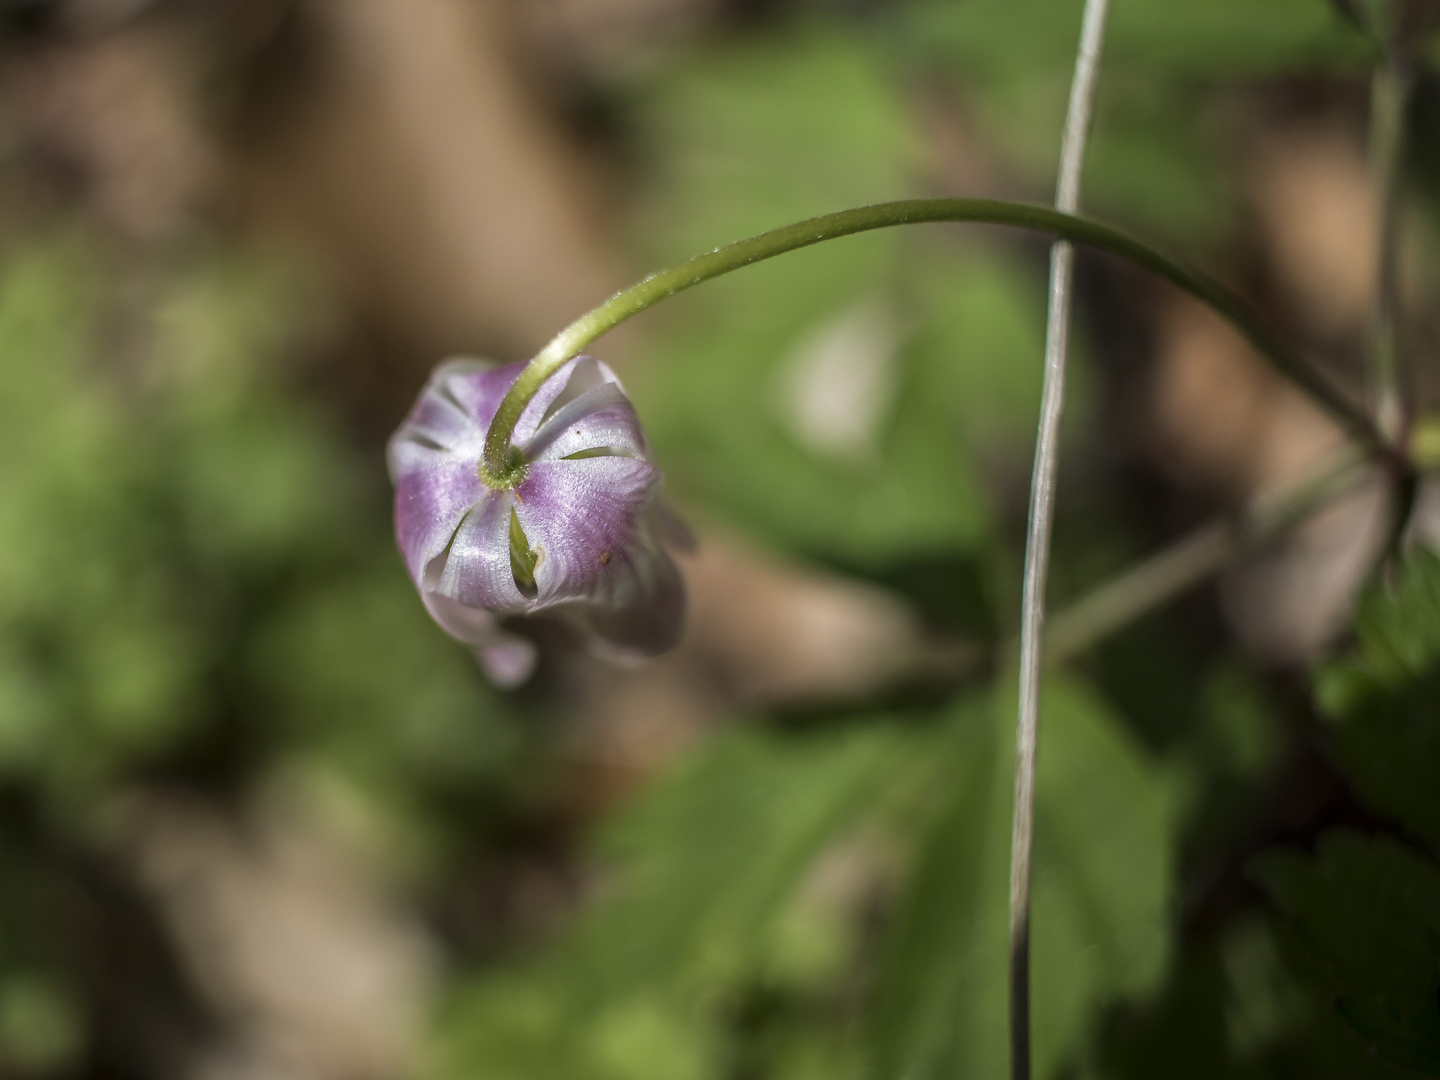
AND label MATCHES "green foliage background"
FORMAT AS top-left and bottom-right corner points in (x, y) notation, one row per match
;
(1, 0), (1439, 1079)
